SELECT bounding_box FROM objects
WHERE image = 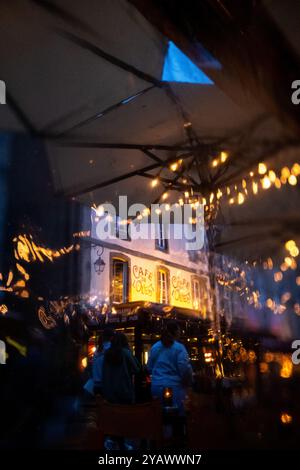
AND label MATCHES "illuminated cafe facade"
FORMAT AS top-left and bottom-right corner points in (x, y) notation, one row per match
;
(87, 209), (213, 334)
